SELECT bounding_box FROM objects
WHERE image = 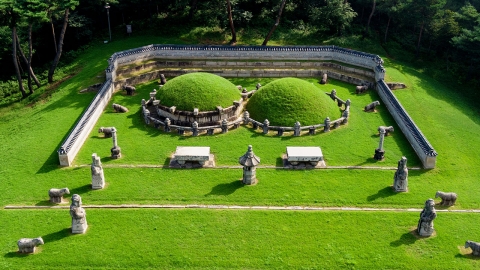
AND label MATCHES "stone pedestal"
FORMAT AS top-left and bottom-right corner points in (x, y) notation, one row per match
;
(111, 146), (121, 159)
(374, 149), (385, 160)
